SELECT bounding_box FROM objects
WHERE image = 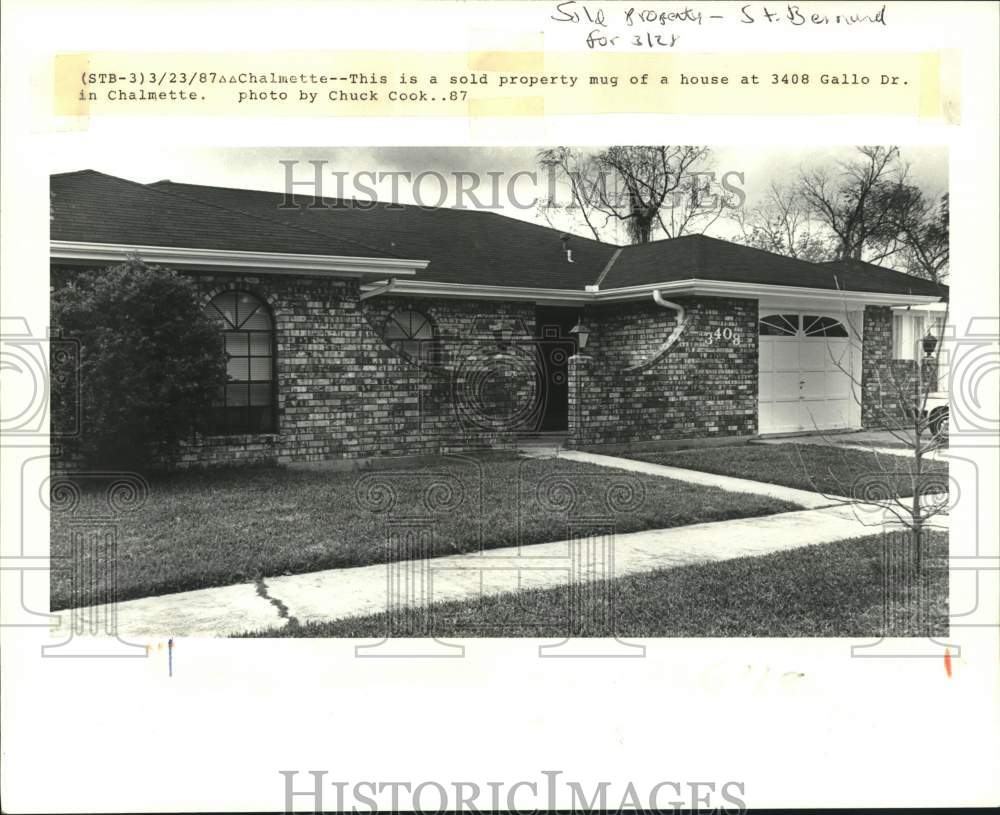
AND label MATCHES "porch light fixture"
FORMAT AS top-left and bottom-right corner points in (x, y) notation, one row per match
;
(922, 330), (939, 357)
(569, 320), (590, 350)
